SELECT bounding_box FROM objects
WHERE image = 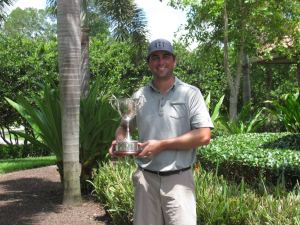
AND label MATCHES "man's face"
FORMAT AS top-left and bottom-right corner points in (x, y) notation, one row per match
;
(147, 50), (177, 80)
